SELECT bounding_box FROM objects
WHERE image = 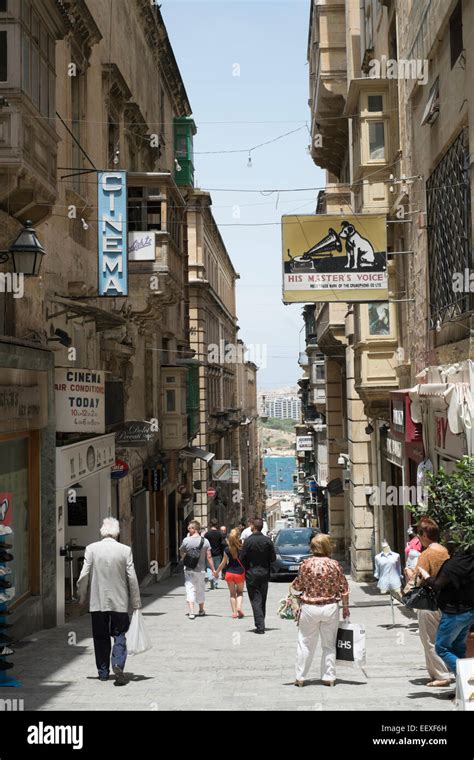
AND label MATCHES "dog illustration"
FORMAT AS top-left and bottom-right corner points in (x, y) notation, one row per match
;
(0, 498), (9, 521)
(339, 221), (376, 269)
